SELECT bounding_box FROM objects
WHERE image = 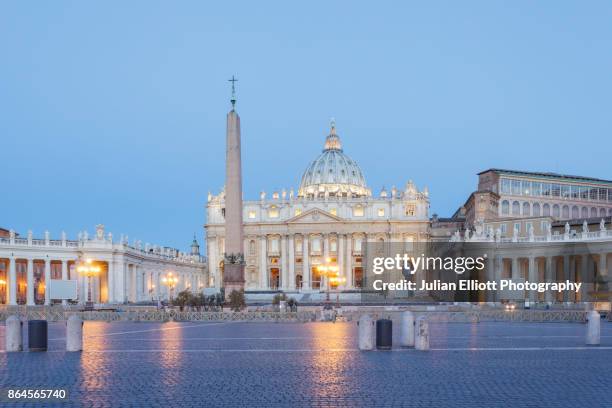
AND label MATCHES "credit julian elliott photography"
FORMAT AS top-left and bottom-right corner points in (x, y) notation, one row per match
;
(1, 2), (612, 408)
